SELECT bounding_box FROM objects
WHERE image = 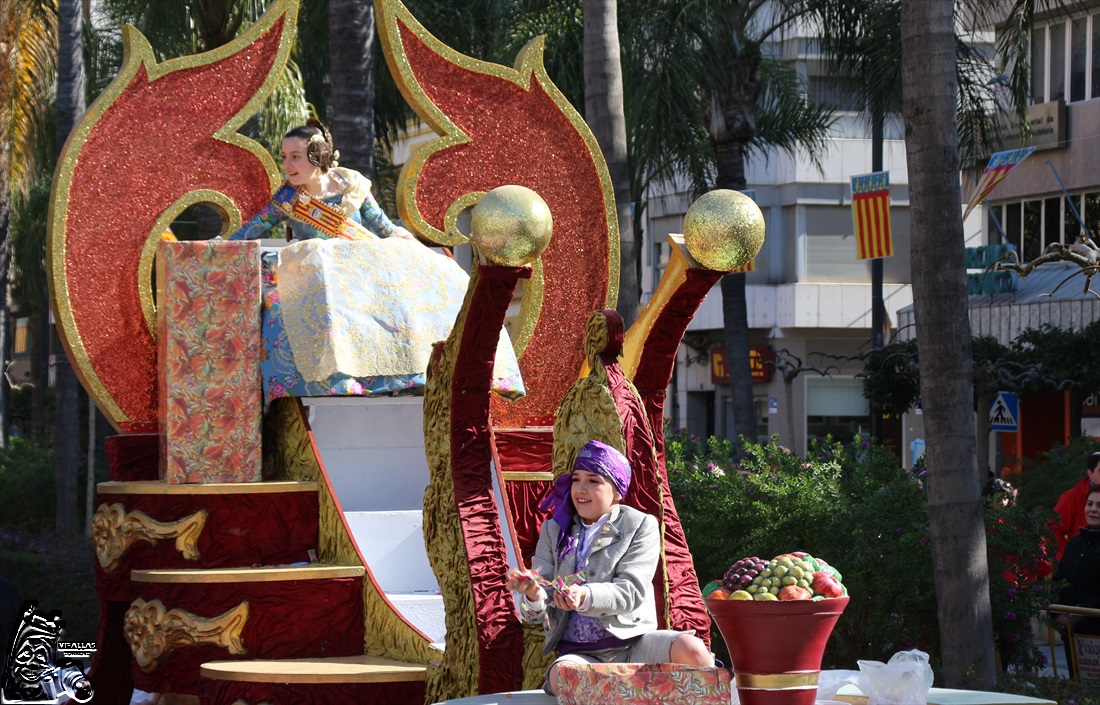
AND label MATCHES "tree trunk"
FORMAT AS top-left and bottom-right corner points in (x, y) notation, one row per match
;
(713, 132), (756, 449)
(54, 0), (85, 535)
(328, 0), (376, 178)
(785, 376), (796, 452)
(583, 0), (638, 326)
(900, 0), (996, 687)
(0, 187), (9, 447)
